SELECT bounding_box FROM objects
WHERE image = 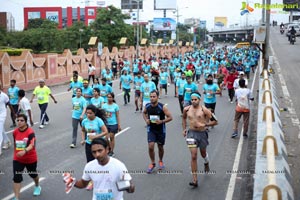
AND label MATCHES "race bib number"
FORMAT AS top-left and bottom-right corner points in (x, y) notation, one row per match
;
(87, 132), (96, 142)
(185, 88), (192, 93)
(100, 90), (107, 96)
(15, 139), (27, 151)
(95, 189), (113, 200)
(73, 102), (80, 110)
(144, 92), (150, 98)
(149, 115), (159, 123)
(161, 77), (166, 80)
(38, 95), (44, 100)
(135, 85), (140, 90)
(186, 138), (197, 148)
